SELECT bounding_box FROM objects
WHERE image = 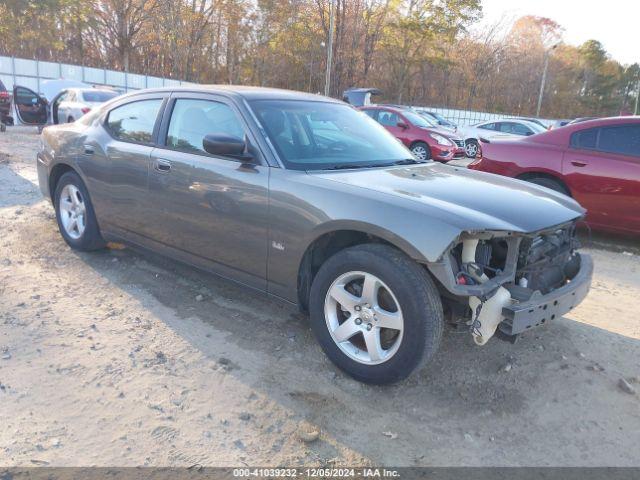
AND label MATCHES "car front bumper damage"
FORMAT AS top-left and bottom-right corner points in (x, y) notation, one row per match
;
(500, 253), (593, 335)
